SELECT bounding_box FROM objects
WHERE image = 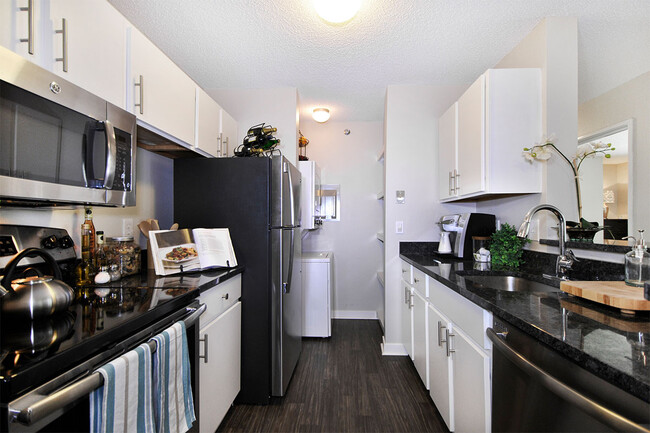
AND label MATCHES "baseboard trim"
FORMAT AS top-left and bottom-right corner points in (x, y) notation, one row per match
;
(332, 310), (378, 320)
(381, 337), (408, 356)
